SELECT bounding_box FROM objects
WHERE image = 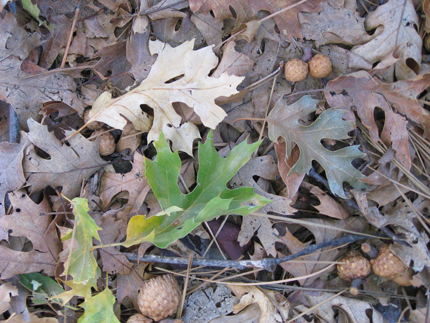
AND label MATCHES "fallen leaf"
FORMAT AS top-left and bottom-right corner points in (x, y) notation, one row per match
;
(325, 70), (430, 167)
(88, 39), (243, 154)
(0, 190), (60, 279)
(350, 0), (421, 80)
(299, 291), (384, 323)
(63, 198), (101, 284)
(0, 137), (27, 217)
(0, 13), (83, 129)
(0, 313), (59, 323)
(299, 1), (370, 47)
(0, 282), (18, 315)
(77, 285), (120, 323)
(124, 131), (271, 248)
(228, 285), (290, 323)
(211, 41), (254, 78)
(267, 95), (367, 198)
(189, 0), (323, 40)
(23, 119), (105, 204)
(100, 152), (150, 214)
